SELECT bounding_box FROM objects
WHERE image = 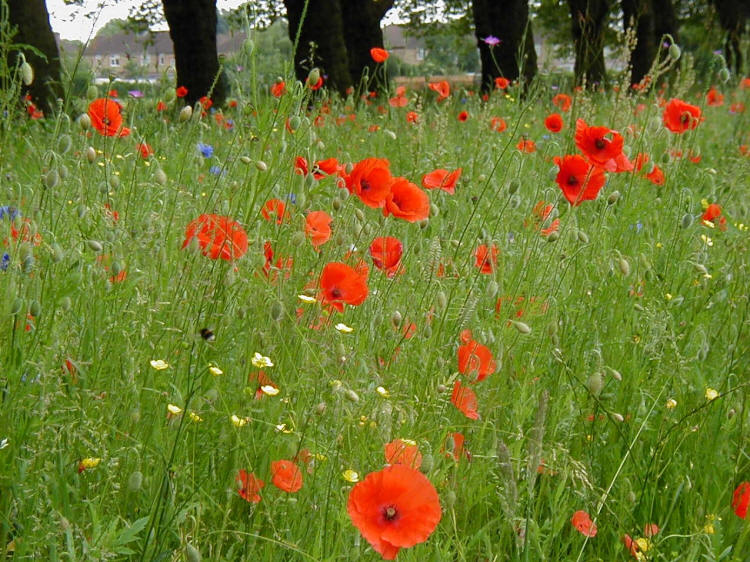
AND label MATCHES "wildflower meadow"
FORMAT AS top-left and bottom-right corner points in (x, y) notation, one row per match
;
(1, 42), (750, 561)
